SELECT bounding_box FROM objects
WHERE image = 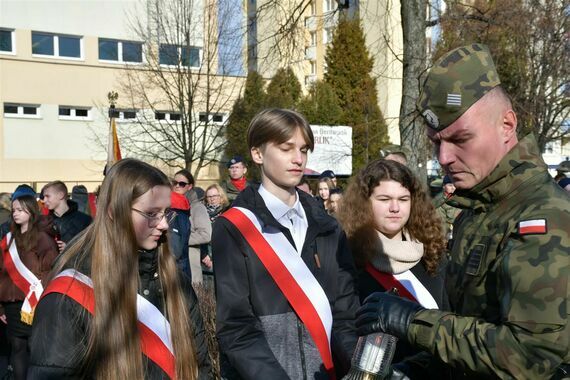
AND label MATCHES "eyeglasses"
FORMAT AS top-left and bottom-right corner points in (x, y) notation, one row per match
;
(171, 180), (189, 187)
(206, 194), (220, 199)
(132, 208), (177, 228)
